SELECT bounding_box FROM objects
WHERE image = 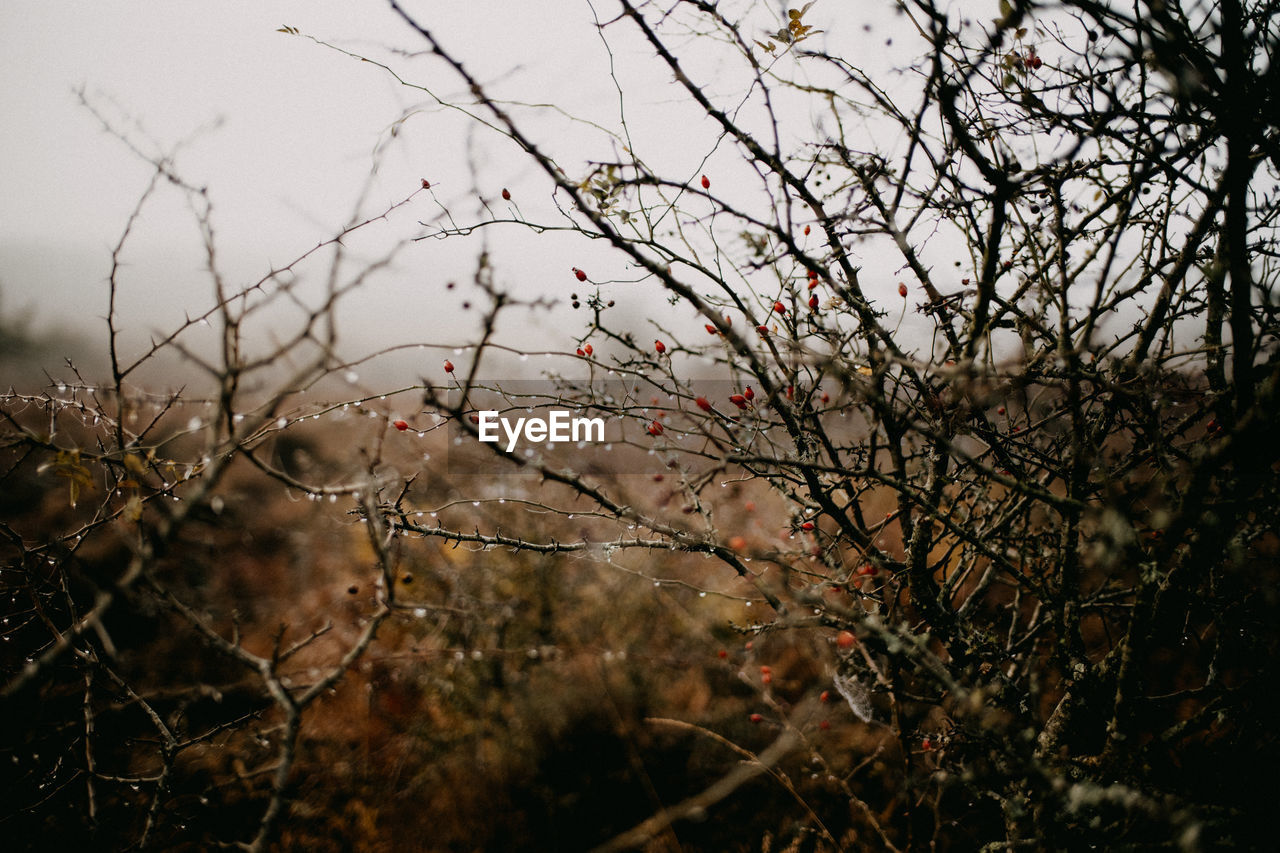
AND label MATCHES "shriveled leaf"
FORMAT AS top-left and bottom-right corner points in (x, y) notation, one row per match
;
(833, 672), (873, 722)
(123, 495), (143, 523)
(124, 453), (148, 476)
(52, 450), (93, 509)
